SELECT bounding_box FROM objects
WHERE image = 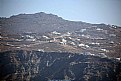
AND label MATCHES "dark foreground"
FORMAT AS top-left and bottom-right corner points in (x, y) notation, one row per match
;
(0, 50), (121, 81)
